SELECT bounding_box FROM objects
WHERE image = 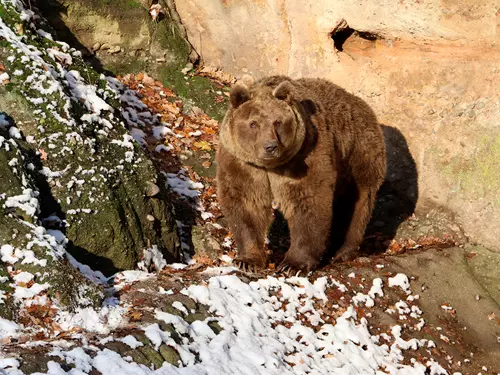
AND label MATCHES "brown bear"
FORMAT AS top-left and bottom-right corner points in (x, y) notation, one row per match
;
(216, 75), (386, 274)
